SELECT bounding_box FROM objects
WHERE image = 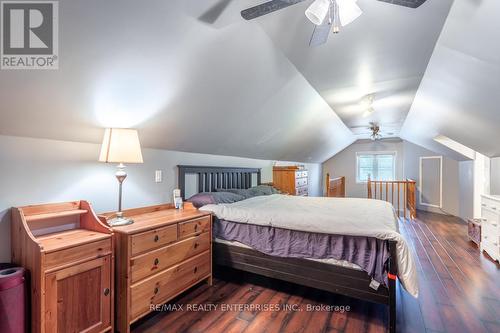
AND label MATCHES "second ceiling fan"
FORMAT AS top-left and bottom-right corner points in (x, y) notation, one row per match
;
(240, 0), (428, 46)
